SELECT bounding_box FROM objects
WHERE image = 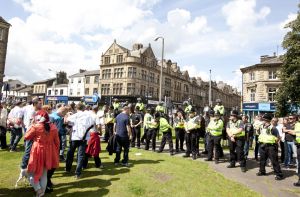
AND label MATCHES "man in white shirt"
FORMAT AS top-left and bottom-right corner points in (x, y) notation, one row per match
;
(8, 101), (24, 152)
(65, 103), (94, 179)
(0, 101), (8, 149)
